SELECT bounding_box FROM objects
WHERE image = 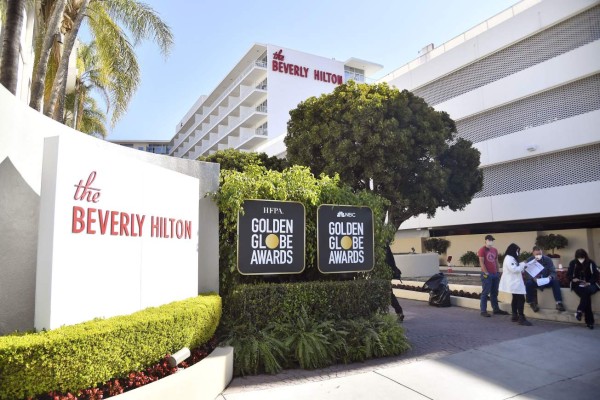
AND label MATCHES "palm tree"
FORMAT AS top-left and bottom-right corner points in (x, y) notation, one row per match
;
(43, 0), (173, 125)
(65, 92), (107, 138)
(68, 41), (109, 132)
(29, 0), (68, 110)
(0, 0), (26, 94)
